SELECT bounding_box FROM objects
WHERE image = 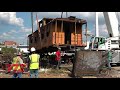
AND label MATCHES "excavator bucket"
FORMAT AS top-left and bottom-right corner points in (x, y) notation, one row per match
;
(72, 50), (108, 77)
